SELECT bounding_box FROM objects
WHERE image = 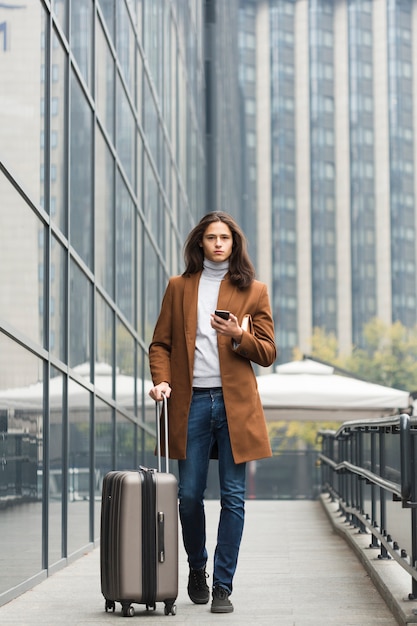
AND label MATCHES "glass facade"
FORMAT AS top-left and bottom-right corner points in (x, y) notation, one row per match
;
(265, 0), (417, 360)
(387, 0), (416, 327)
(205, 0), (245, 224)
(309, 0), (337, 335)
(270, 0), (297, 363)
(238, 0), (258, 260)
(0, 0), (205, 603)
(348, 0), (376, 346)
